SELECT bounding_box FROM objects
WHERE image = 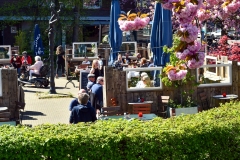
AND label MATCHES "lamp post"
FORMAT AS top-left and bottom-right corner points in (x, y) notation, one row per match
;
(47, 1), (63, 94)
